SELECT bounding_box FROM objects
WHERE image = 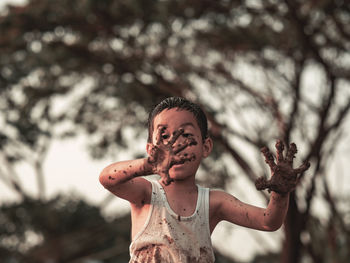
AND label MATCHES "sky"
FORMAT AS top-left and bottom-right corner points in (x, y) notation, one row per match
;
(0, 0), (26, 10)
(1, 0), (350, 261)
